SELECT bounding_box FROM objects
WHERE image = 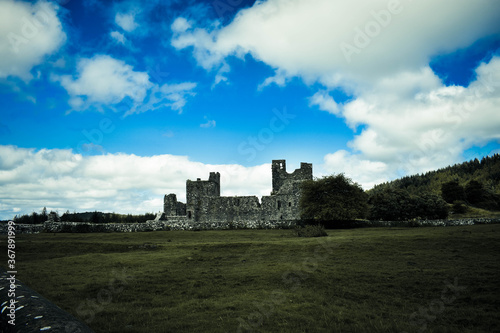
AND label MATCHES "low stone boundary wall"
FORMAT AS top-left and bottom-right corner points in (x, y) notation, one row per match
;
(43, 221), (173, 233)
(0, 268), (94, 332)
(0, 223), (44, 235)
(363, 217), (500, 228)
(1, 217), (499, 234)
(42, 219), (298, 233)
